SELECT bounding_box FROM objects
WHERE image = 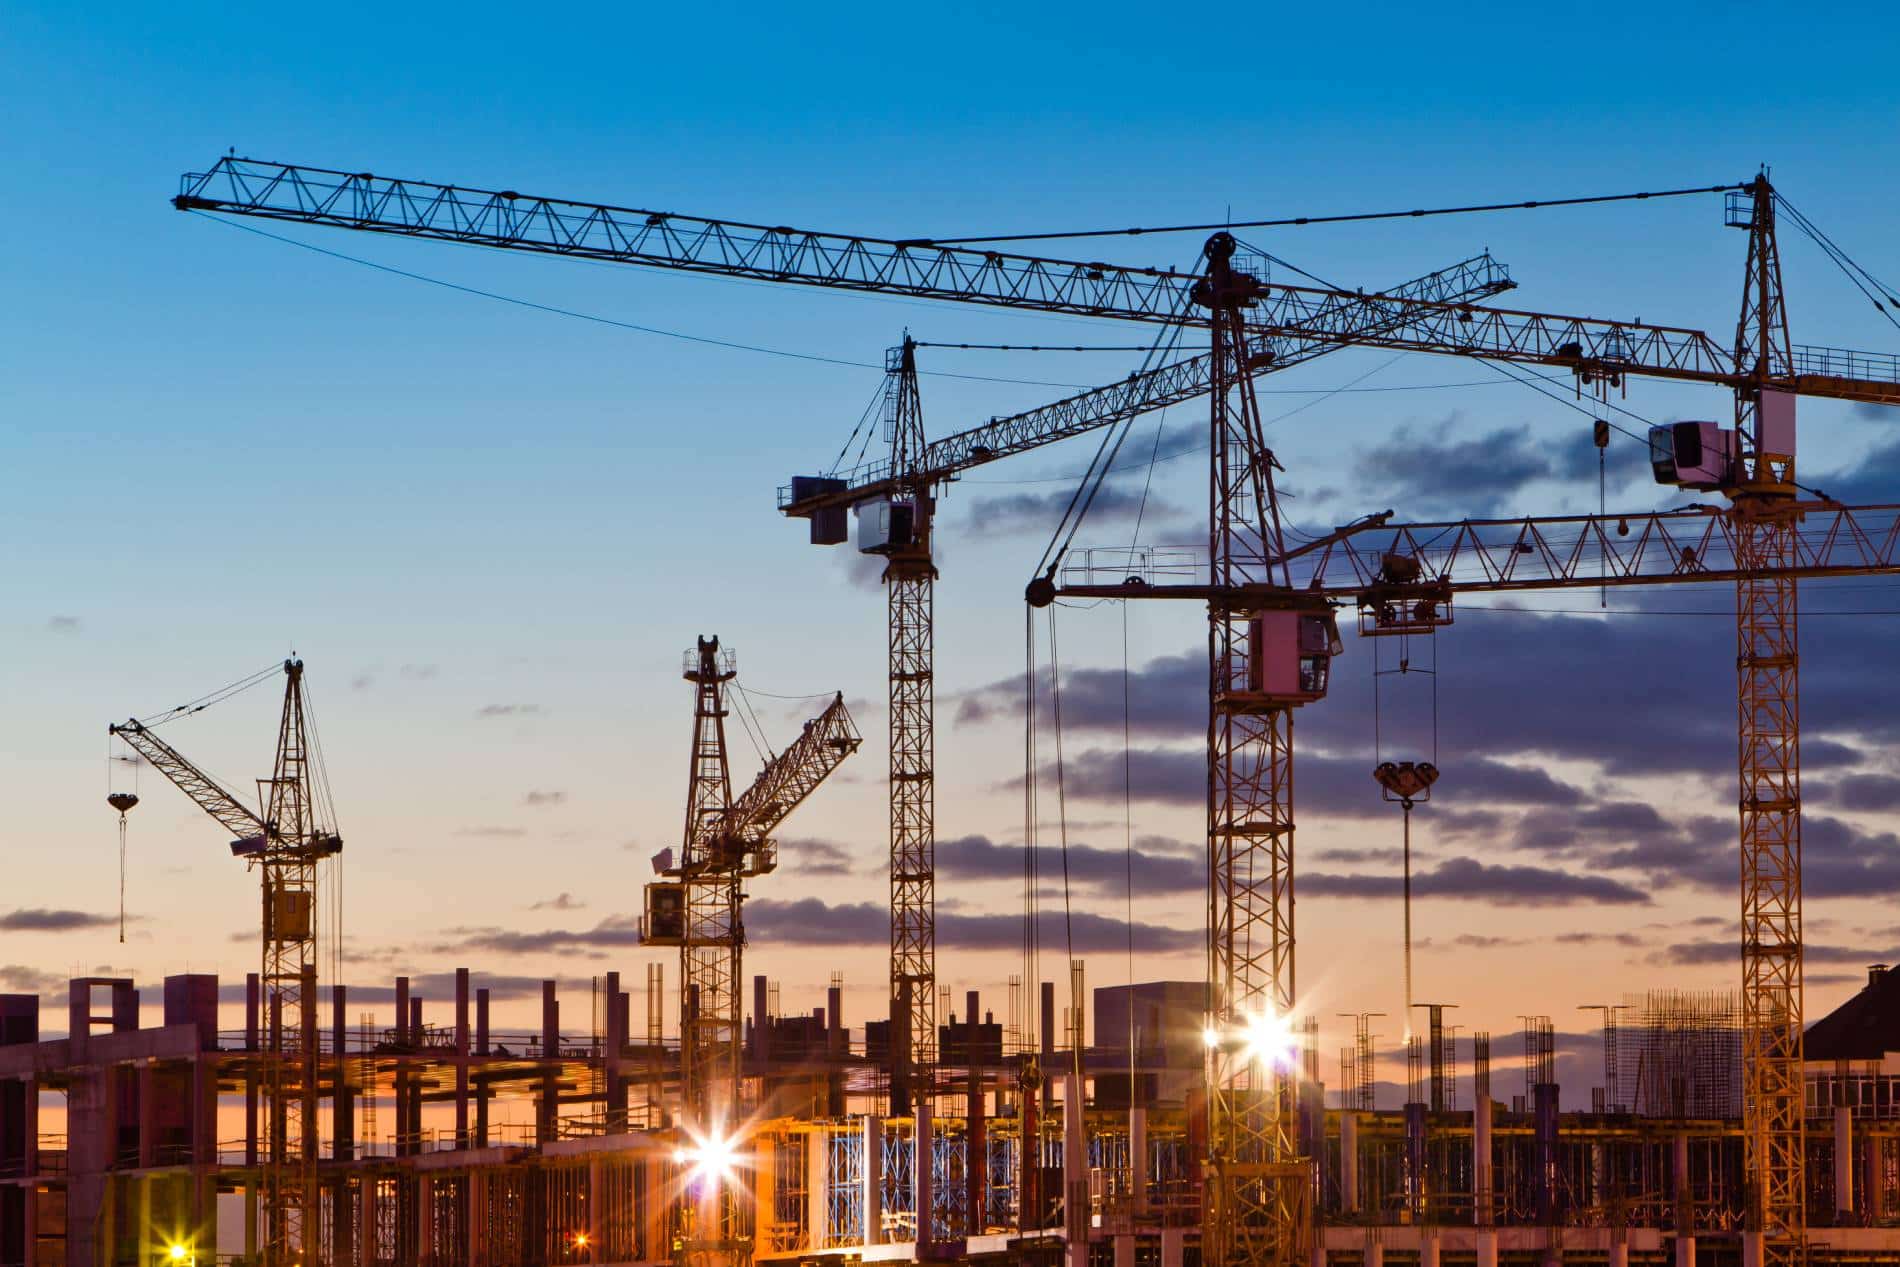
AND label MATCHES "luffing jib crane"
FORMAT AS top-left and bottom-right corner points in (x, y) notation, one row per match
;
(641, 638), (859, 1267)
(176, 157), (1900, 1267)
(109, 660), (341, 1267)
